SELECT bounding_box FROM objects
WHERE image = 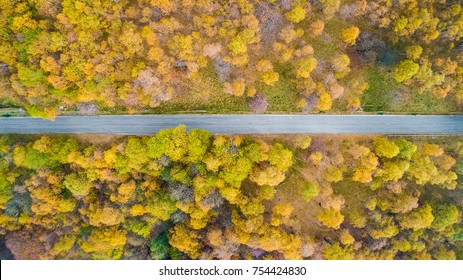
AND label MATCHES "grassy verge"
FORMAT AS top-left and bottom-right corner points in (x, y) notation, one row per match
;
(99, 62), (300, 115)
(256, 64), (299, 112)
(361, 67), (462, 114)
